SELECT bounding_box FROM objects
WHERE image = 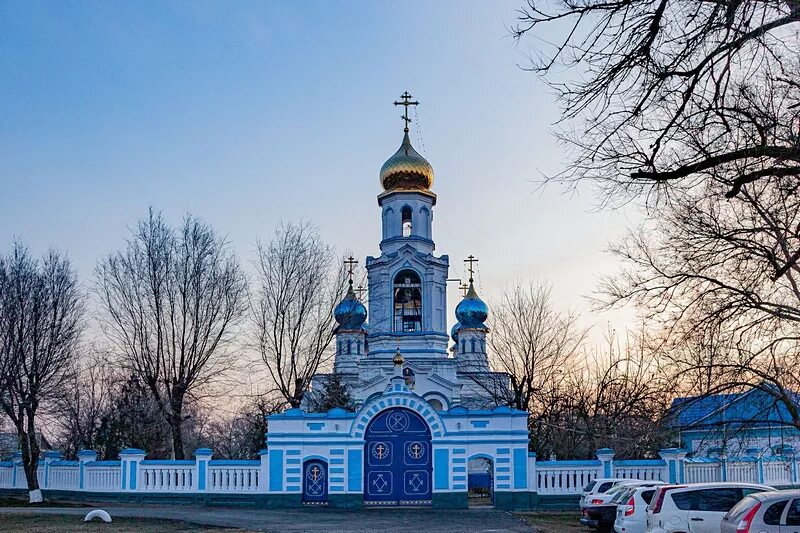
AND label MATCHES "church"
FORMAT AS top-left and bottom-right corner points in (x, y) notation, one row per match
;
(264, 94), (532, 509)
